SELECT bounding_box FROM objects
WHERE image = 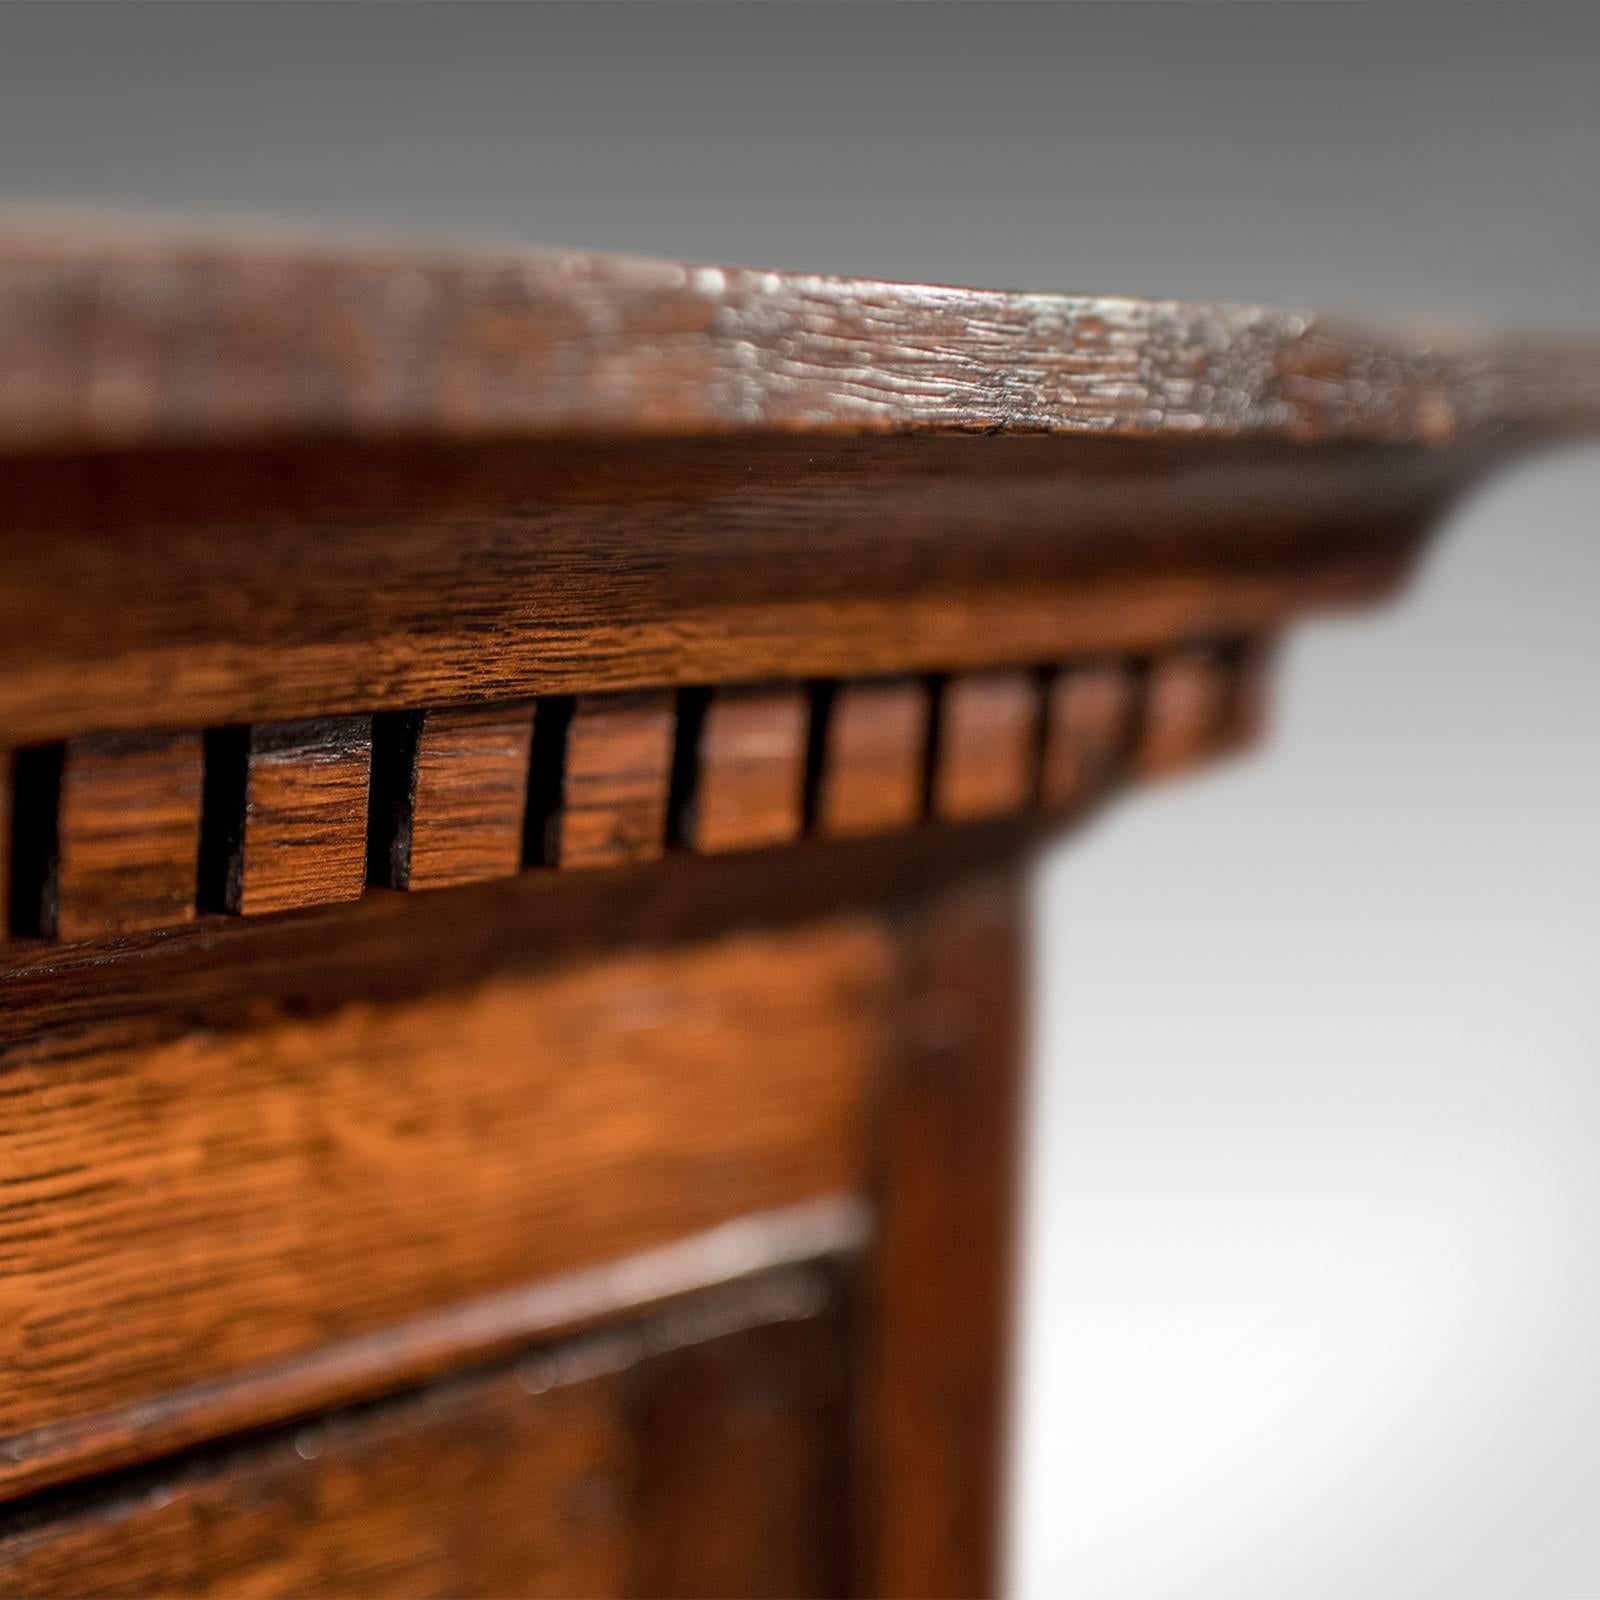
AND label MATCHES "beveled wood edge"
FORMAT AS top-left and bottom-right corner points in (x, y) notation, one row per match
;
(2, 214), (1598, 454)
(0, 1195), (870, 1505)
